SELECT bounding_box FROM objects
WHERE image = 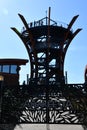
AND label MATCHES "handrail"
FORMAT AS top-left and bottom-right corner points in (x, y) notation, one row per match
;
(21, 17), (73, 33)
